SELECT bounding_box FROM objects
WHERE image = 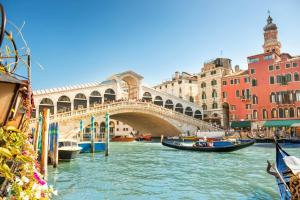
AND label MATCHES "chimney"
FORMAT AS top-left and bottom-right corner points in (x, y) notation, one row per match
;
(175, 71), (180, 79)
(234, 65), (240, 72)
